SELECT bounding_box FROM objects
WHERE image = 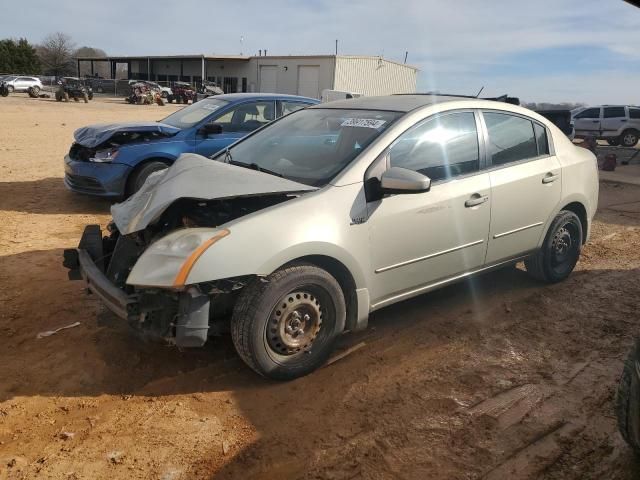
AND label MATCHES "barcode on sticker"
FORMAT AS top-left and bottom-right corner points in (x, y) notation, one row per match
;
(341, 118), (387, 129)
